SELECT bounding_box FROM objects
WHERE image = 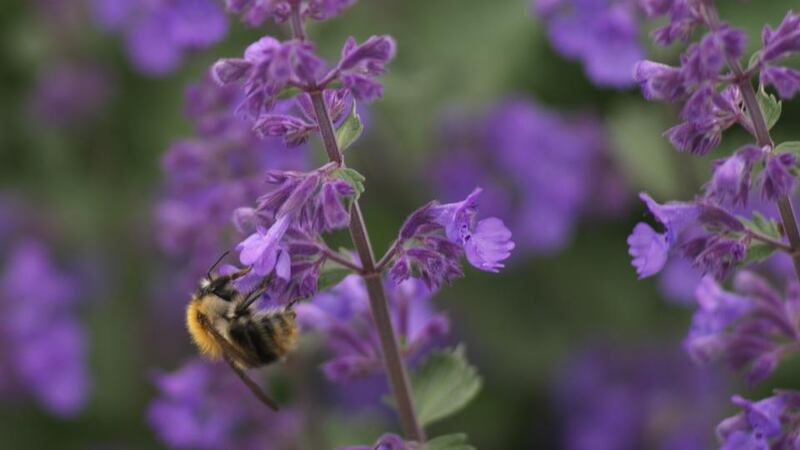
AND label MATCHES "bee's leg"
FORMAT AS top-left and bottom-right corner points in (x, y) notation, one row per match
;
(224, 357), (280, 411)
(235, 285), (268, 315)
